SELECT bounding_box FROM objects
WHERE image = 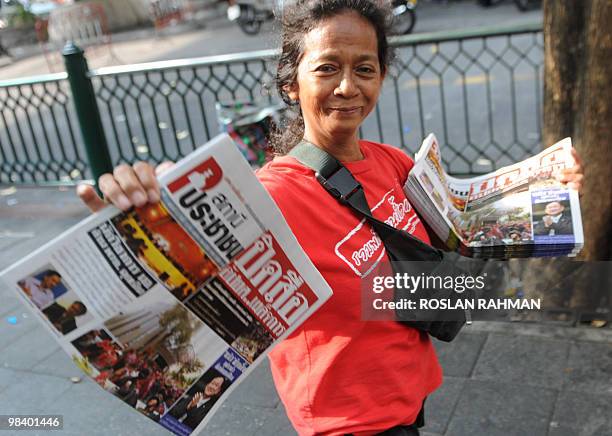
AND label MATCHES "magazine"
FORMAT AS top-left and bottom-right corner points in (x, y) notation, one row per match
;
(404, 134), (584, 259)
(0, 134), (332, 436)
